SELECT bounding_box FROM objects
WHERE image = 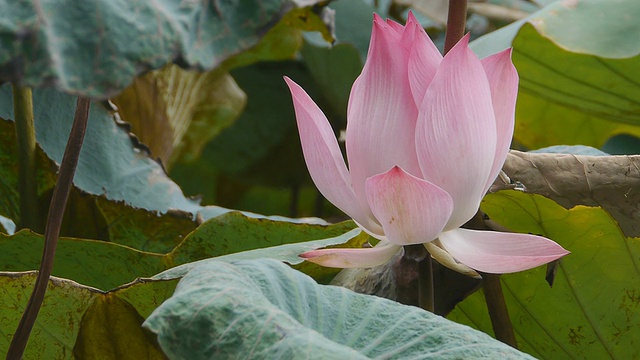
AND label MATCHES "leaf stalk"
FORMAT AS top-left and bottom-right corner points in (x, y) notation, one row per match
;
(404, 244), (434, 312)
(481, 273), (518, 348)
(7, 97), (91, 360)
(12, 85), (40, 232)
